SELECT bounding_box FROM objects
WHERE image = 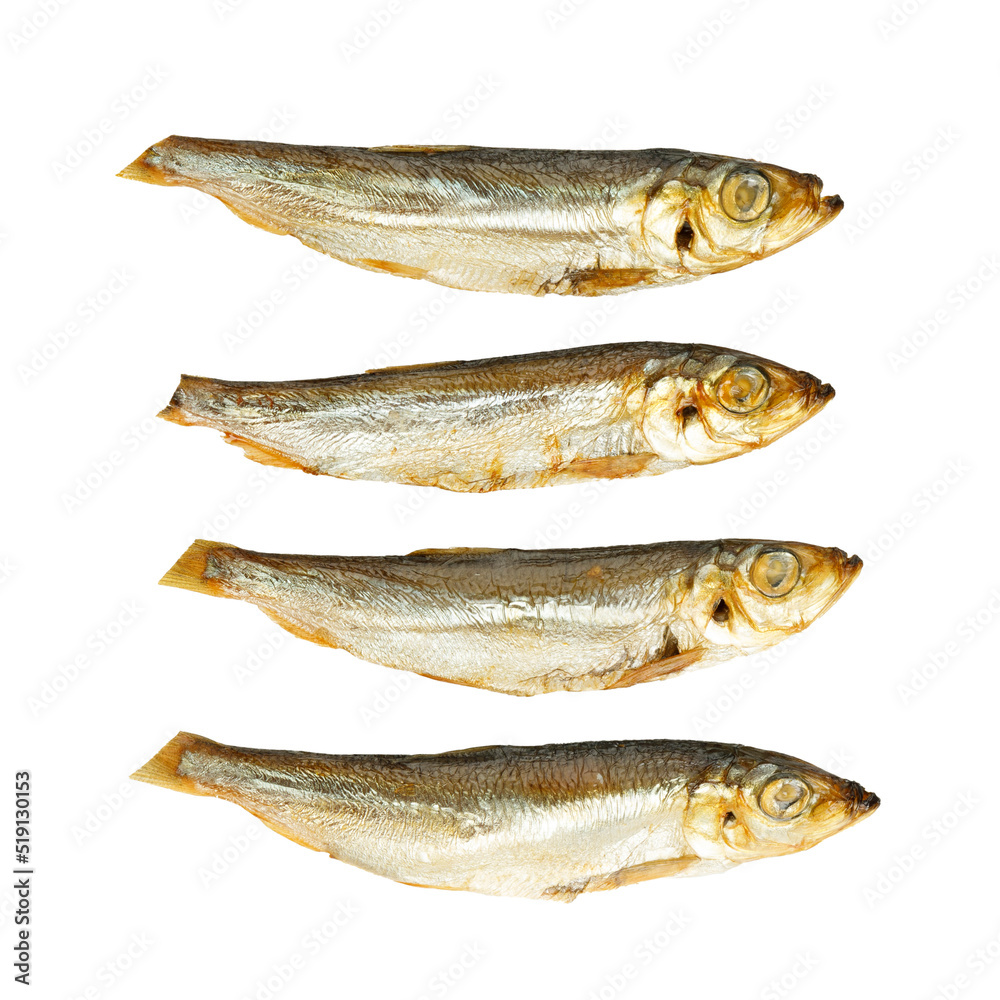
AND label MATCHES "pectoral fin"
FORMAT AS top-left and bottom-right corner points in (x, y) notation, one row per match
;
(562, 453), (658, 480)
(605, 648), (704, 689)
(584, 856), (702, 892)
